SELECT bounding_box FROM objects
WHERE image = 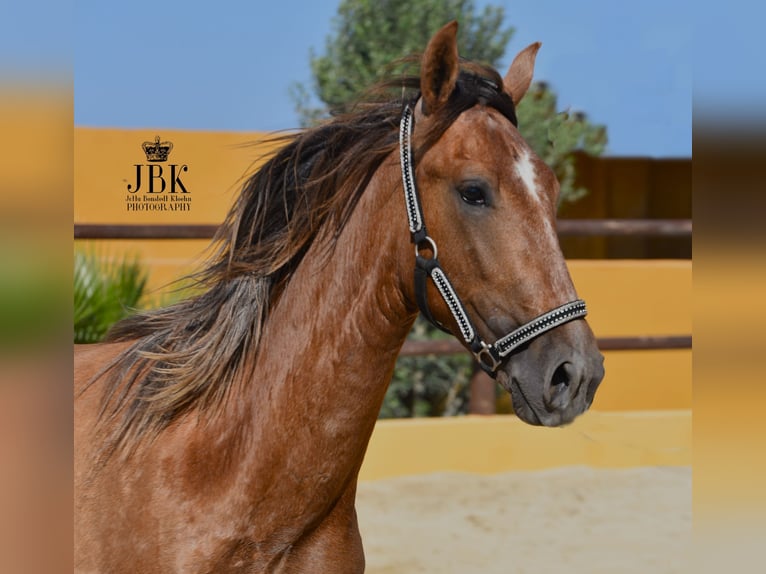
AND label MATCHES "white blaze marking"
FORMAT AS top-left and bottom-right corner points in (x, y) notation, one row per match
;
(513, 150), (560, 268)
(515, 150), (541, 204)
